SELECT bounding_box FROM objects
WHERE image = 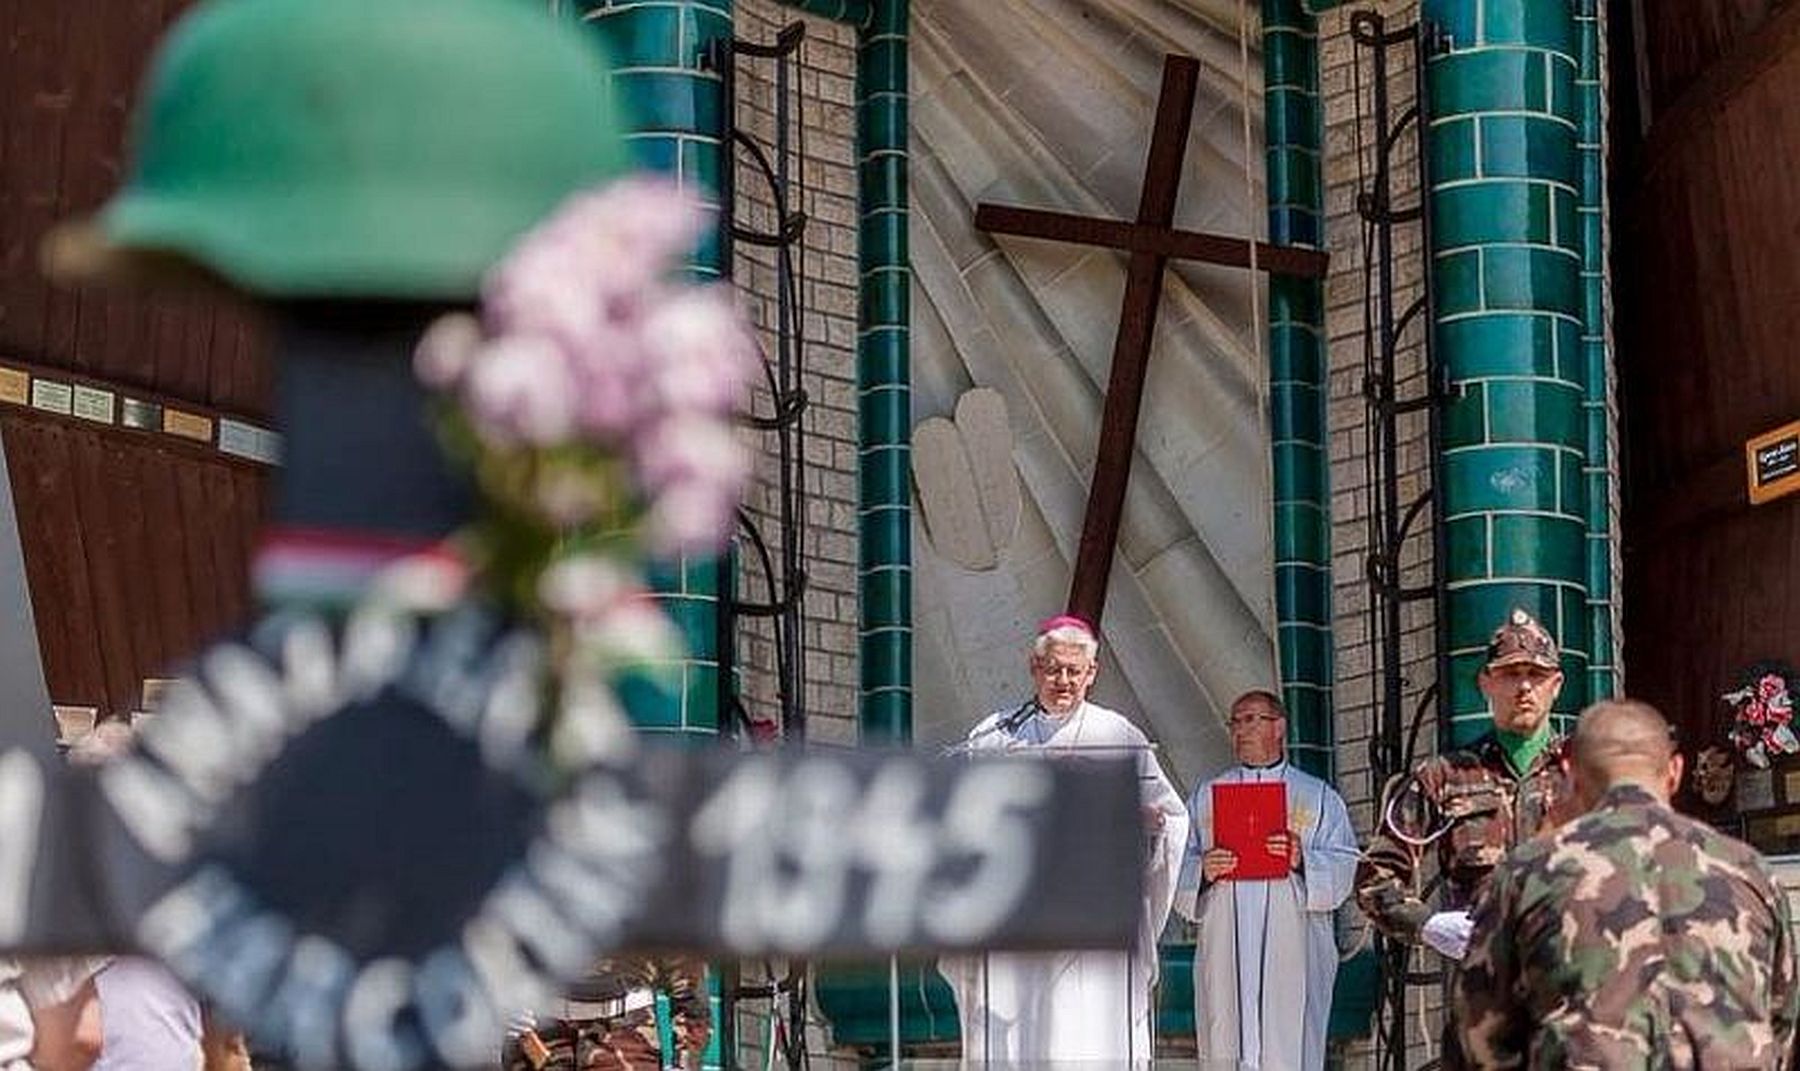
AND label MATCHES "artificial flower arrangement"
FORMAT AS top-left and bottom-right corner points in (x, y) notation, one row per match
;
(408, 176), (758, 759)
(1722, 664), (1800, 769)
